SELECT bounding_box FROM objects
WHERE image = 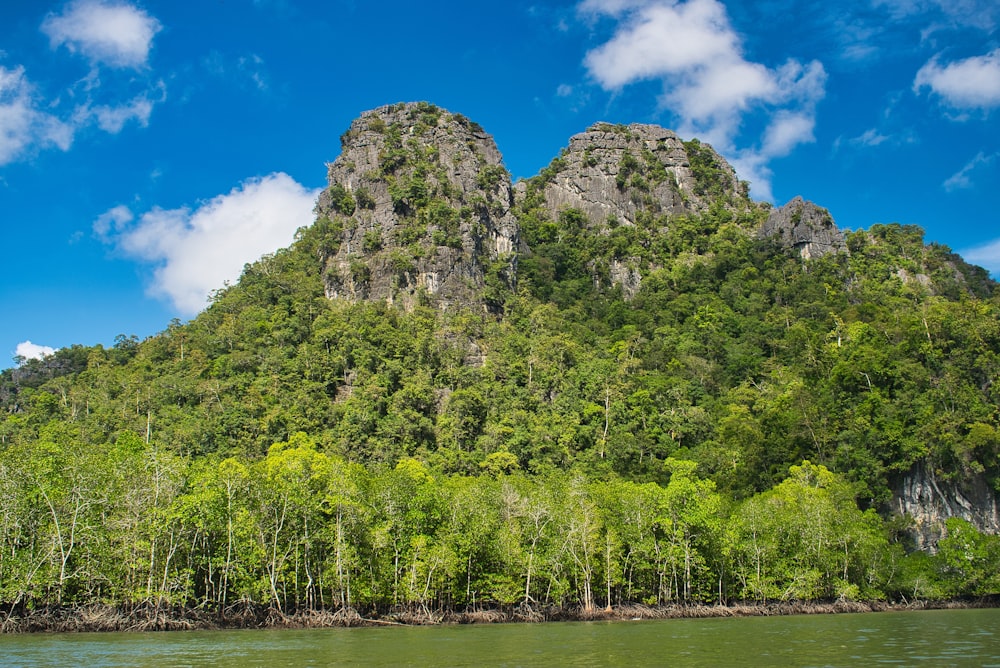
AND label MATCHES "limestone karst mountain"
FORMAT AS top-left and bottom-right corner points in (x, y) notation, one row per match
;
(314, 102), (519, 312)
(3, 102), (1000, 620)
(313, 103), (788, 310)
